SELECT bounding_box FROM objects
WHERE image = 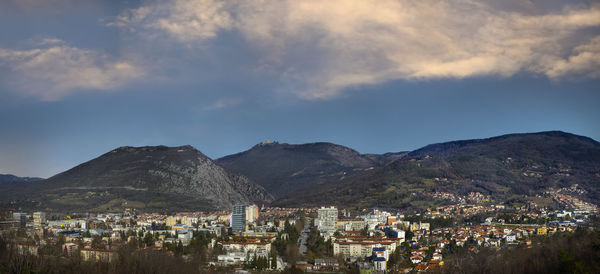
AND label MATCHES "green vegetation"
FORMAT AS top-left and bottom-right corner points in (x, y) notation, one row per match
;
(306, 229), (333, 262)
(441, 229), (600, 273)
(276, 131), (600, 210)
